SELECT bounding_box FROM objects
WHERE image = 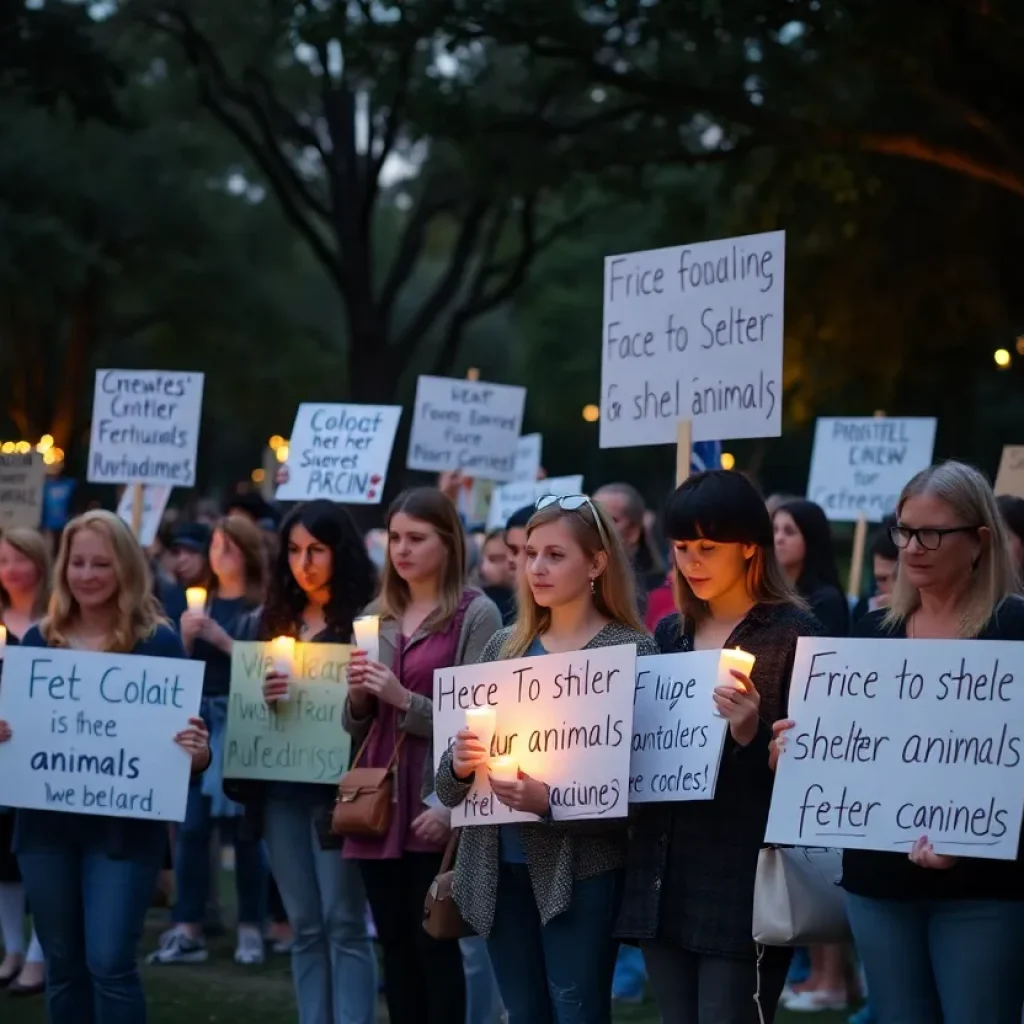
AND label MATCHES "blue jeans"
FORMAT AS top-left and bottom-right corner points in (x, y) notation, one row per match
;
(486, 864), (622, 1024)
(174, 780), (268, 925)
(462, 936), (504, 1024)
(845, 892), (1024, 1023)
(263, 798), (377, 1024)
(18, 842), (164, 1024)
